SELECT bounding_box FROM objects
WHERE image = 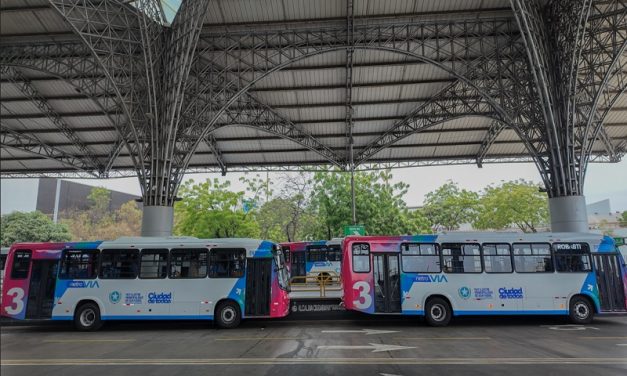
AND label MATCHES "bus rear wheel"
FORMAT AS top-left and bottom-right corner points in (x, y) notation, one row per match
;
(74, 302), (103, 331)
(215, 301), (241, 329)
(569, 296), (594, 325)
(425, 298), (452, 327)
